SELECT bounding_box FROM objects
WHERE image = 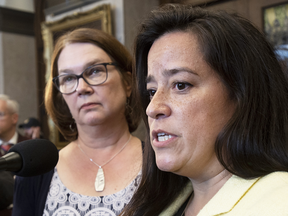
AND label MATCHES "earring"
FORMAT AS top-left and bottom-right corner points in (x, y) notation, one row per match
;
(69, 118), (76, 132)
